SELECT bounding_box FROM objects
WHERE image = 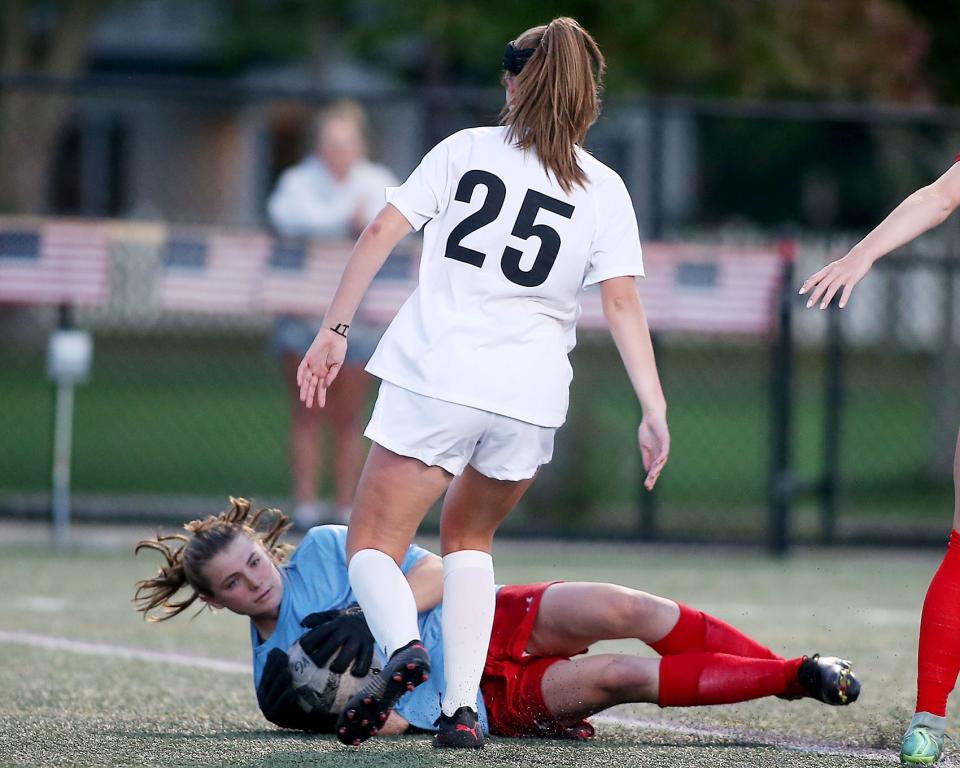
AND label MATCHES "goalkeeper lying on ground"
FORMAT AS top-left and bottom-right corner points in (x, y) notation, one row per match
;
(134, 498), (860, 741)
